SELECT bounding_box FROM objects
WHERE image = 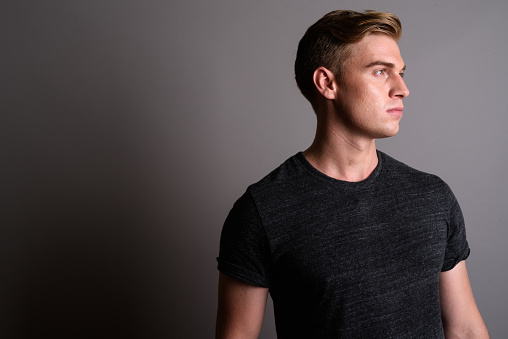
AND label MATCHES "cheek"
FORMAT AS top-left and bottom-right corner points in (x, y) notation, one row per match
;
(336, 80), (385, 118)
(362, 83), (385, 102)
(341, 85), (367, 108)
(348, 86), (382, 113)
